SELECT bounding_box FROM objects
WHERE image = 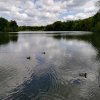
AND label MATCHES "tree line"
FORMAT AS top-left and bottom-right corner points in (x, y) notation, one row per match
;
(45, 0), (100, 32)
(18, 12), (100, 32)
(19, 26), (45, 31)
(0, 11), (100, 32)
(44, 12), (100, 32)
(0, 17), (18, 32)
